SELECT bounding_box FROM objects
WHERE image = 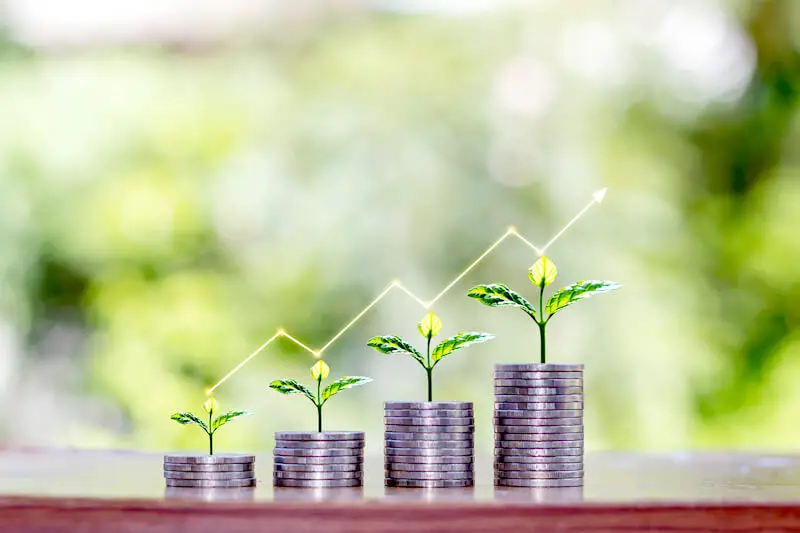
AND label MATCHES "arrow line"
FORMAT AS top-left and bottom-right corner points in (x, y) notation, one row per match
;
(207, 188), (606, 394)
